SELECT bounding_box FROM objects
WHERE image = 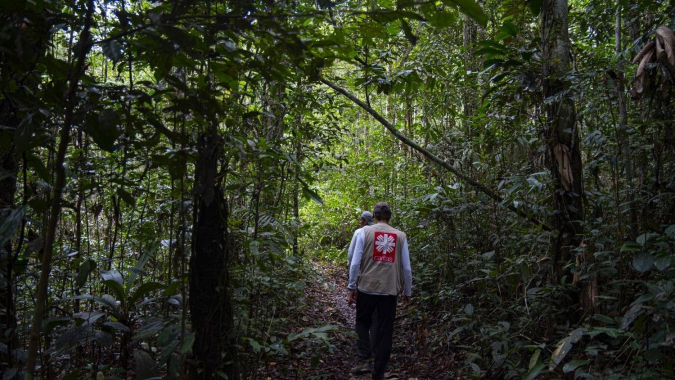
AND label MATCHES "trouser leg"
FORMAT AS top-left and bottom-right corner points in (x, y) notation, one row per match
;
(355, 291), (377, 361)
(372, 295), (397, 380)
(370, 308), (378, 358)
